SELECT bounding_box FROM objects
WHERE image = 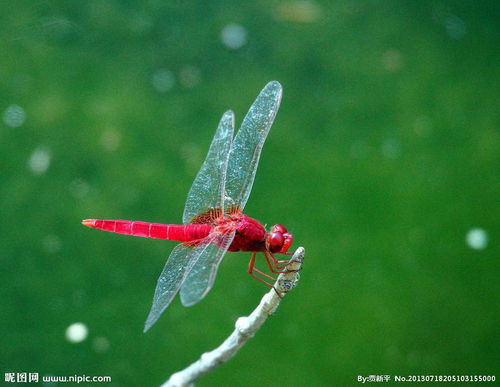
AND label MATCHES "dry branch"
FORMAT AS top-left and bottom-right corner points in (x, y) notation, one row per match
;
(162, 247), (305, 387)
